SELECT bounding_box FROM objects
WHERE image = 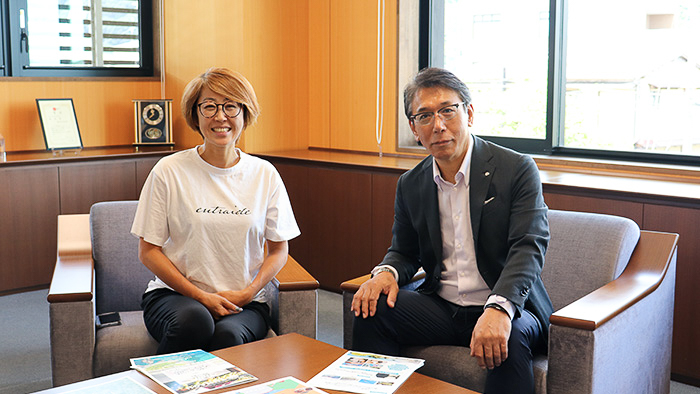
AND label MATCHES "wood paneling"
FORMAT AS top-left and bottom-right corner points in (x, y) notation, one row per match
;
(1, 151), (171, 294)
(326, 0), (398, 154)
(136, 156), (164, 196)
(59, 162), (137, 214)
(307, 0), (402, 154)
(543, 192), (644, 226)
(371, 172), (400, 264)
(240, 2), (310, 154)
(1, 1), (312, 154)
(269, 158), (399, 292)
(0, 166), (60, 291)
(163, 1), (310, 153)
(643, 204), (700, 382)
(1, 1), (401, 156)
(271, 162), (311, 271)
(308, 0), (331, 149)
(0, 80), (162, 152)
(305, 167), (373, 291)
(268, 159), (375, 292)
